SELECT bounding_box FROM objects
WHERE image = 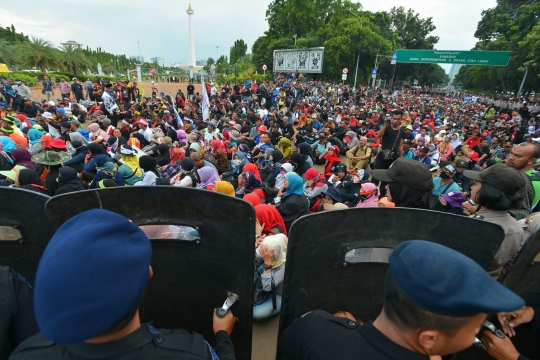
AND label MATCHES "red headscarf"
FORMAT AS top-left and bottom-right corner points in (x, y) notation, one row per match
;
(243, 163), (262, 182)
(255, 204), (288, 236)
(210, 139), (227, 153)
(243, 193), (262, 207)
